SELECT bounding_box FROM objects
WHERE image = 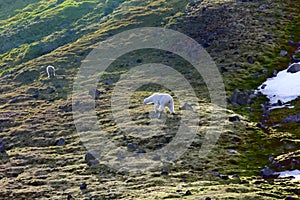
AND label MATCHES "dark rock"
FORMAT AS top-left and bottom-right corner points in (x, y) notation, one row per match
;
(292, 54), (300, 62)
(0, 142), (5, 153)
(105, 79), (114, 85)
(246, 107), (254, 112)
(262, 69), (268, 74)
(180, 103), (193, 110)
(258, 4), (268, 10)
(253, 180), (266, 184)
(240, 180), (249, 184)
(205, 197), (212, 200)
(219, 174), (229, 180)
(264, 34), (272, 40)
(259, 103), (266, 112)
(56, 138), (65, 146)
(228, 89), (253, 106)
(188, 1), (196, 6)
(229, 116), (240, 122)
(283, 113), (300, 123)
(32, 94), (39, 99)
(261, 84), (267, 89)
(247, 56), (255, 64)
(261, 166), (279, 179)
(256, 122), (268, 129)
(135, 149), (146, 154)
(269, 21), (275, 25)
(67, 194), (72, 200)
(253, 72), (260, 79)
(273, 70), (278, 77)
(220, 66), (228, 72)
(230, 63), (240, 69)
(80, 182), (87, 190)
(287, 63), (300, 73)
(161, 170), (168, 176)
(46, 86), (55, 94)
(88, 159), (99, 166)
(232, 174), (240, 179)
(280, 50), (288, 57)
(288, 40), (295, 46)
(88, 88), (104, 99)
(184, 190), (192, 196)
(127, 143), (138, 152)
(58, 103), (72, 112)
(85, 150), (98, 162)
